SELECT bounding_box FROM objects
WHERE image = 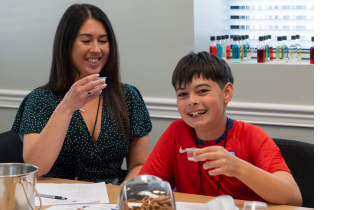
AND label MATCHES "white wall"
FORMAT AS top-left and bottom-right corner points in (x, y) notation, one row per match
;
(193, 0), (313, 144)
(0, 0), (194, 95)
(194, 0), (226, 53)
(0, 0), (313, 146)
(227, 62), (313, 105)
